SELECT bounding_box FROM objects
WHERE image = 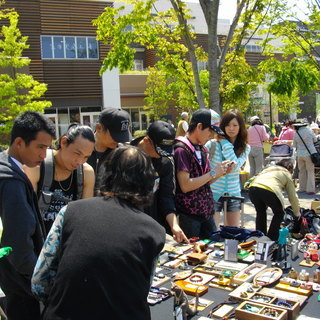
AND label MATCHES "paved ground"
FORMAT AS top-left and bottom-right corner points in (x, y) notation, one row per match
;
(240, 188), (319, 230)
